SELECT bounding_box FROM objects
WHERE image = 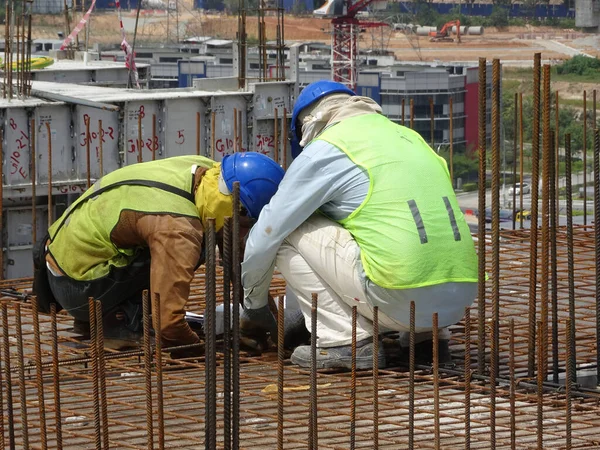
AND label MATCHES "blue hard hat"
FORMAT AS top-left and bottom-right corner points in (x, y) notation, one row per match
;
(221, 152), (285, 219)
(290, 80), (355, 159)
